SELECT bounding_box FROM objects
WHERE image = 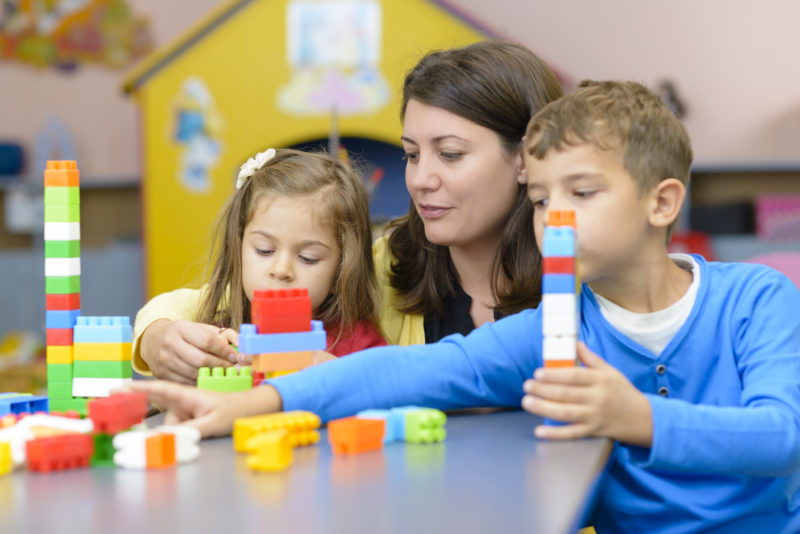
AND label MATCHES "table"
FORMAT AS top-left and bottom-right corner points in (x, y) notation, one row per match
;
(0, 410), (612, 534)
